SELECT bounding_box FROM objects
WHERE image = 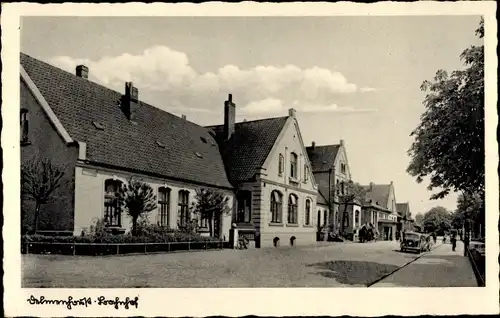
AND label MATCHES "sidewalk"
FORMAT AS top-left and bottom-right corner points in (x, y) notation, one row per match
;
(372, 240), (478, 287)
